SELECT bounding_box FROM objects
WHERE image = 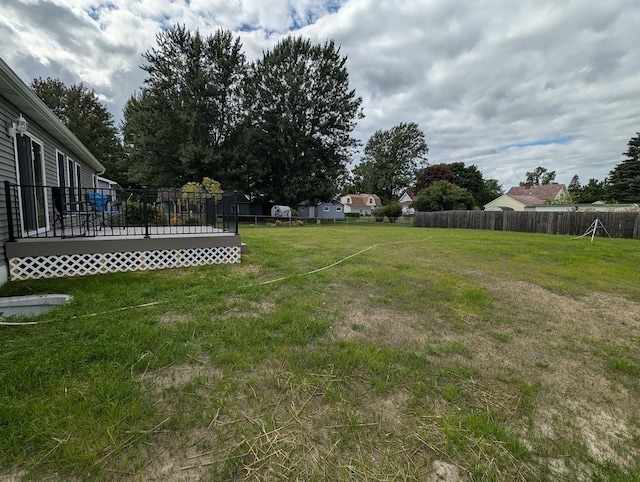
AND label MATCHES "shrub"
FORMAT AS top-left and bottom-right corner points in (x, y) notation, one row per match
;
(345, 212), (360, 218)
(123, 201), (159, 225)
(413, 181), (475, 211)
(384, 201), (403, 222)
(372, 207), (385, 222)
